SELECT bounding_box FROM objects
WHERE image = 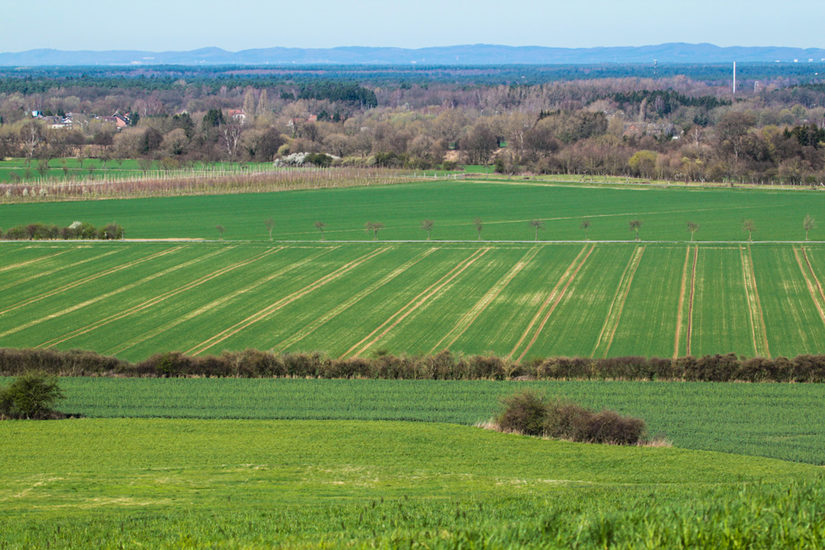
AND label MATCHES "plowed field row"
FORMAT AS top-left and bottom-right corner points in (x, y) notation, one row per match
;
(3, 241), (825, 360)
